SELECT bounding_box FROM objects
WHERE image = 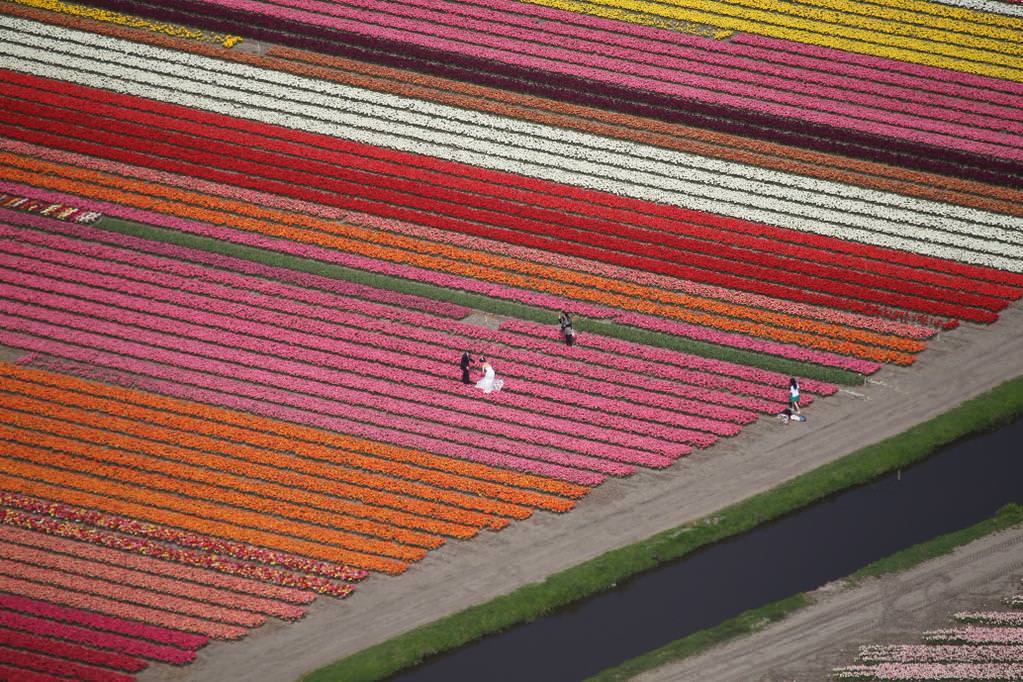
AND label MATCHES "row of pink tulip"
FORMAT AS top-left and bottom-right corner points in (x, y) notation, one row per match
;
(17, 272), (729, 440)
(0, 626), (145, 672)
(0, 492), (365, 584)
(1, 328), (611, 484)
(0, 553), (264, 630)
(16, 139), (935, 340)
(0, 230), (760, 429)
(0, 608), (195, 664)
(729, 33), (1023, 99)
(0, 223), (780, 415)
(0, 644), (132, 682)
(859, 645), (1023, 663)
(0, 308), (654, 474)
(406, 0), (1023, 105)
(297, 0), (1021, 135)
(0, 511), (317, 603)
(25, 250), (744, 431)
(0, 301), (680, 470)
(0, 217), (823, 400)
(0, 275), (723, 448)
(0, 573), (245, 639)
(926, 629), (1023, 645)
(0, 525), (306, 619)
(836, 662), (1023, 680)
(0, 184), (879, 372)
